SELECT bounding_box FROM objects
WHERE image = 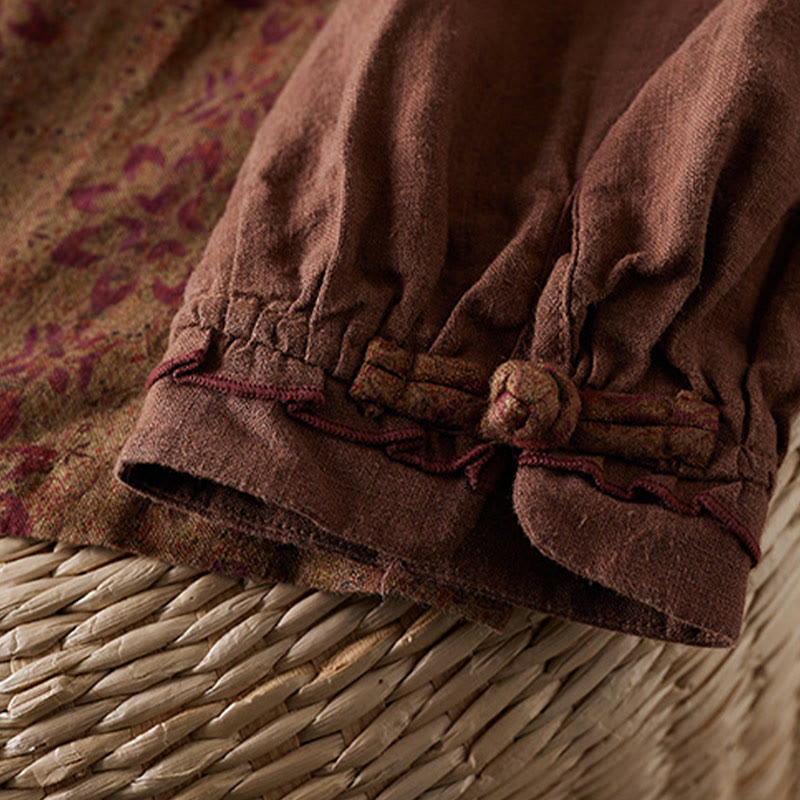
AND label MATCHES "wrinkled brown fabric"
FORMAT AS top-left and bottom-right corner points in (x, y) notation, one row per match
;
(117, 0), (800, 646)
